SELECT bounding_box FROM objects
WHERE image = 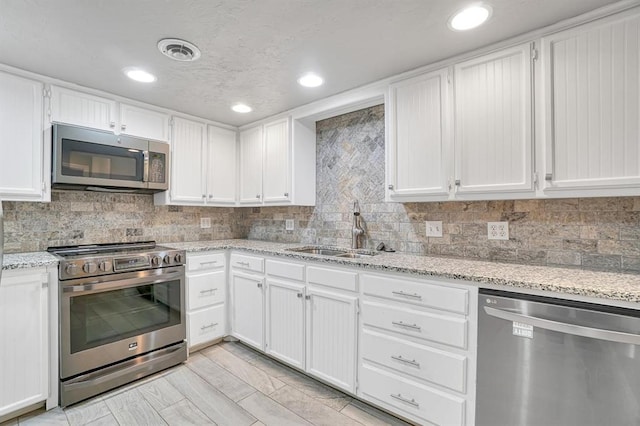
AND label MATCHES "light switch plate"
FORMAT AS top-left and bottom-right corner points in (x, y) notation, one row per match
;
(426, 221), (443, 237)
(285, 219), (294, 231)
(488, 221), (509, 240)
(200, 217), (211, 229)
